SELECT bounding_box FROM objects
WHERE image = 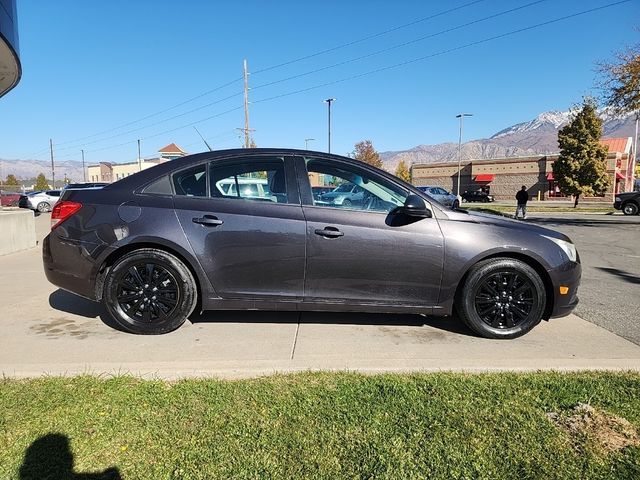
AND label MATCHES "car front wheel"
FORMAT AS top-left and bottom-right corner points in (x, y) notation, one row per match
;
(452, 200), (460, 209)
(103, 249), (198, 334)
(622, 202), (639, 215)
(455, 258), (546, 339)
